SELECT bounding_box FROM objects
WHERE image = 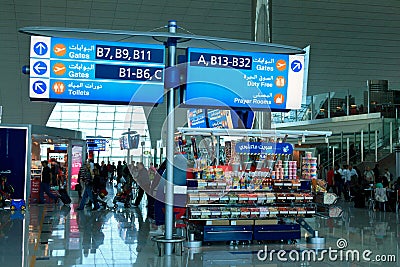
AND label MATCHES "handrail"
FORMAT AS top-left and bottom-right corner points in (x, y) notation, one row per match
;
(320, 127), (399, 167)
